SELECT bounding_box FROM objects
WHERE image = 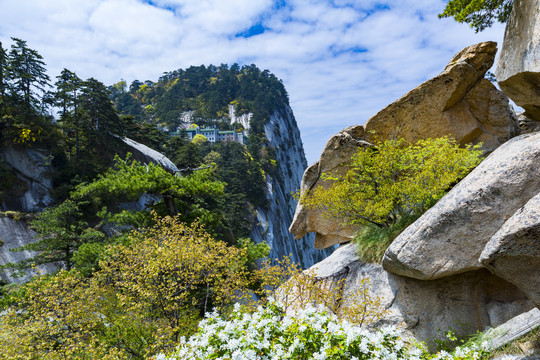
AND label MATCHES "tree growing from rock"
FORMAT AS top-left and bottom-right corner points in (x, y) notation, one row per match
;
(300, 137), (483, 229)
